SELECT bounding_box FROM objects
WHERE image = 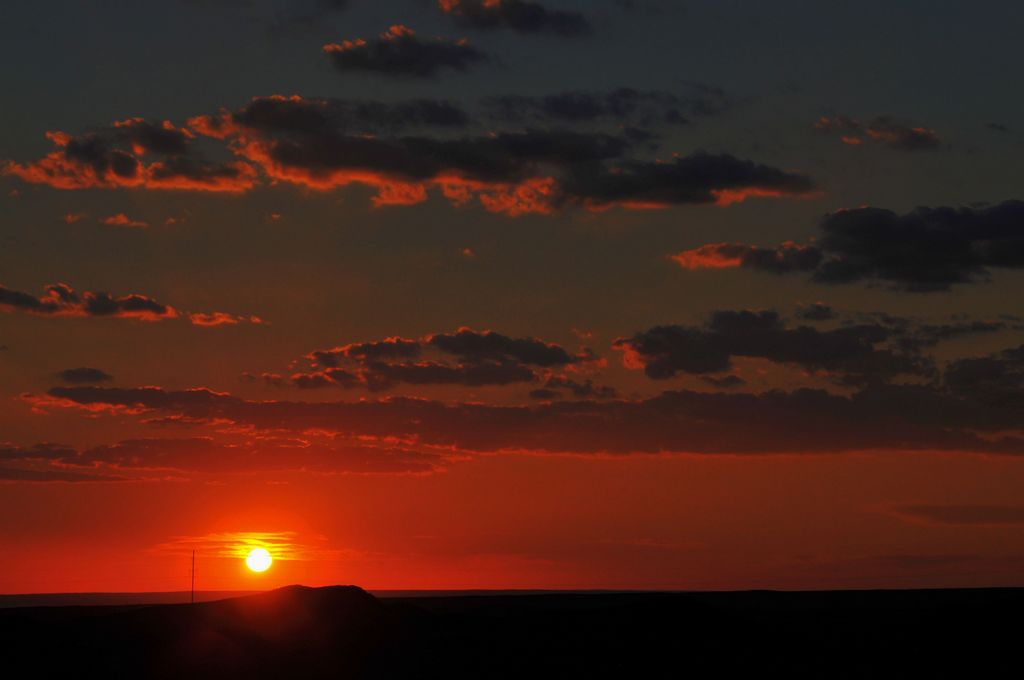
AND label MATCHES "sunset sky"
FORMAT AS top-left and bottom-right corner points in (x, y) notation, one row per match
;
(2, 0), (1024, 593)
